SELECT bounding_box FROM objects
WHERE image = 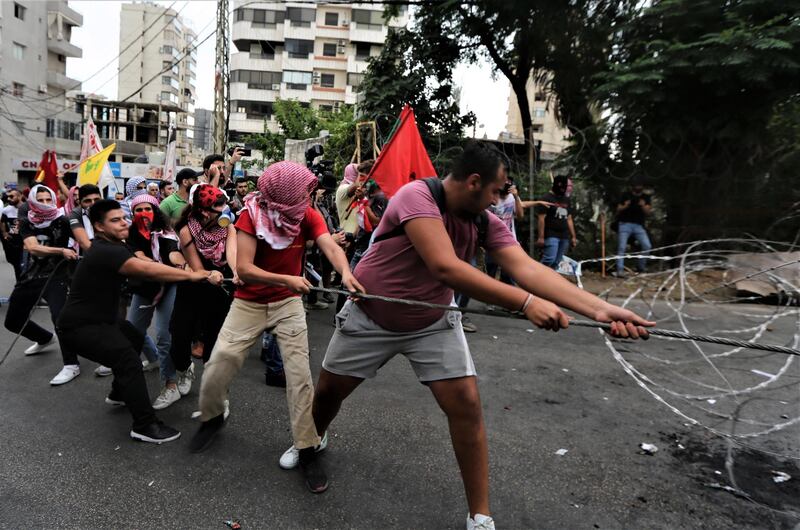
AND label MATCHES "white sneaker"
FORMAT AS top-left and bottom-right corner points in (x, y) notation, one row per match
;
(467, 514), (495, 530)
(152, 386), (181, 410)
(49, 364), (80, 386)
(279, 431), (329, 470)
(177, 363), (195, 396)
(25, 336), (57, 356)
(191, 399), (229, 421)
(142, 359), (160, 372)
(94, 365), (113, 377)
